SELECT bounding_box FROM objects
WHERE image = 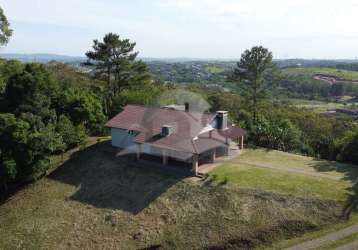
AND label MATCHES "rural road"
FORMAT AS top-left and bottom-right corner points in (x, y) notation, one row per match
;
(236, 160), (342, 180)
(284, 224), (358, 250)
